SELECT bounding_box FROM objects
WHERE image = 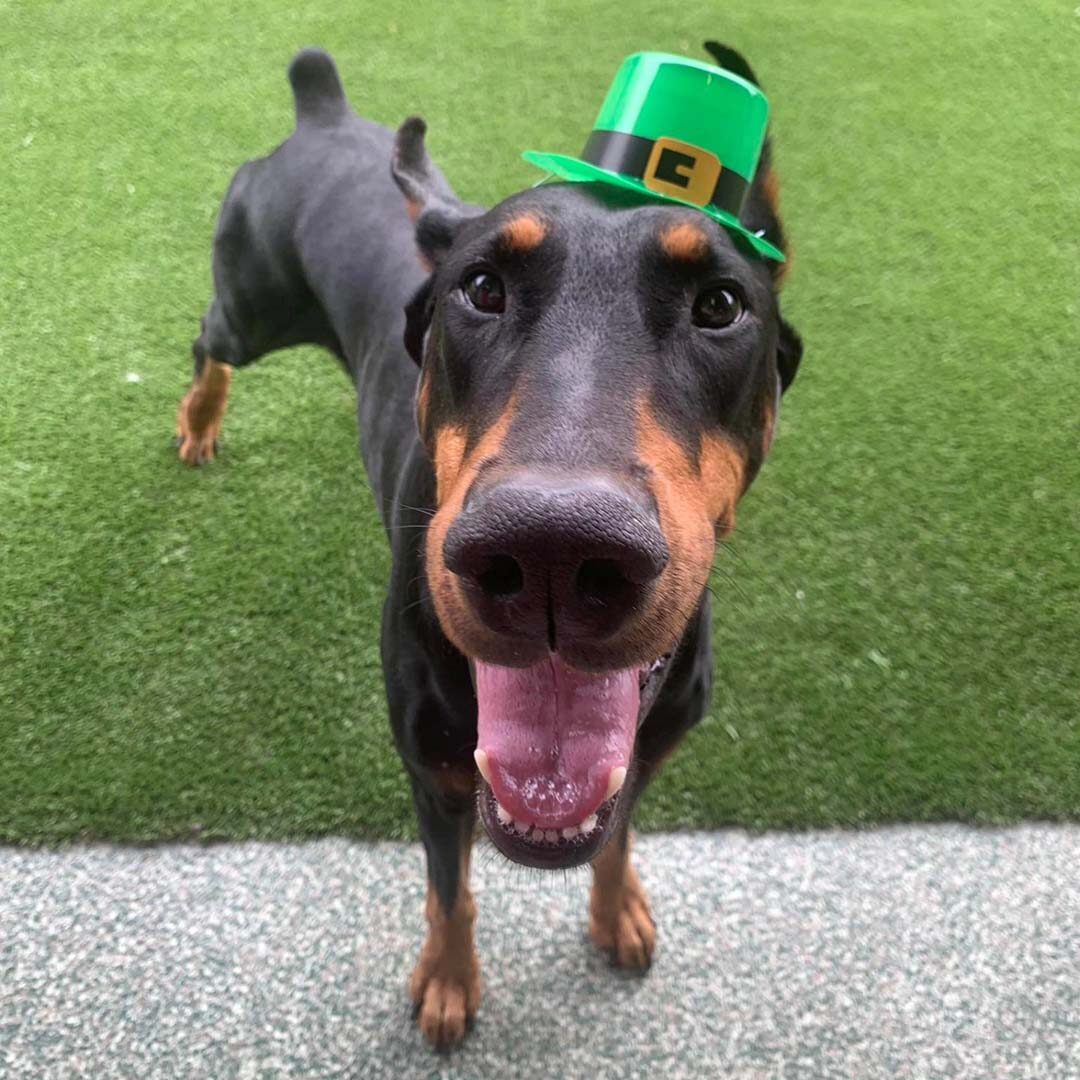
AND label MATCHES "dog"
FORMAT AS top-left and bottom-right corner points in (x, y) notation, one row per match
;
(175, 43), (802, 1047)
